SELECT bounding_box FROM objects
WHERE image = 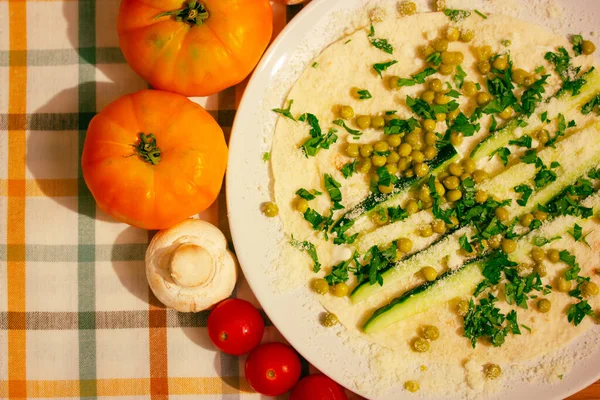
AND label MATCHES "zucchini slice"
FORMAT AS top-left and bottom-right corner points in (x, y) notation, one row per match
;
(471, 68), (600, 162)
(363, 259), (484, 333)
